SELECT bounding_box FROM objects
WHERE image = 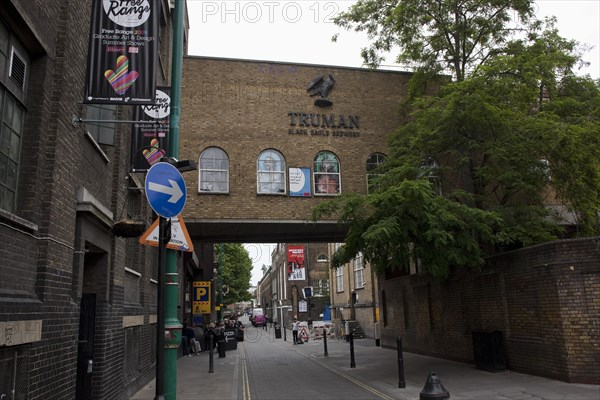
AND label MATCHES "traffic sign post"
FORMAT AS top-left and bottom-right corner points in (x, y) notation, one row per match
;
(145, 162), (187, 218)
(145, 162), (188, 400)
(160, 1), (185, 398)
